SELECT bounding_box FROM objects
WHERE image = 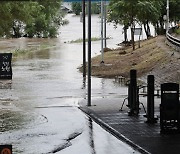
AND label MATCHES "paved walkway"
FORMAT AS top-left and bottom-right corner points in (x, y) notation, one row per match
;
(79, 96), (180, 154)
